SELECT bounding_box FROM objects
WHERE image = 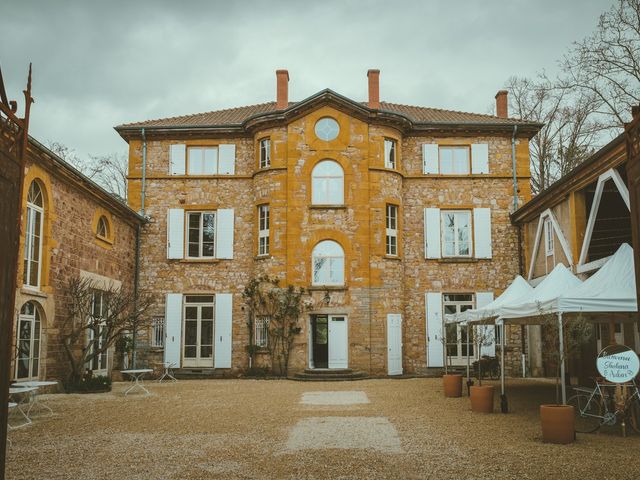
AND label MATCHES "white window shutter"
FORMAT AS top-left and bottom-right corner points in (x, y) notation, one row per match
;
(471, 143), (489, 174)
(218, 144), (236, 175)
(167, 209), (184, 259)
(476, 292), (495, 356)
(170, 144), (186, 175)
(426, 292), (443, 367)
(216, 209), (235, 259)
(424, 208), (441, 259)
(422, 144), (439, 174)
(473, 208), (492, 259)
(214, 293), (233, 368)
(164, 294), (183, 367)
(384, 140), (391, 168)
